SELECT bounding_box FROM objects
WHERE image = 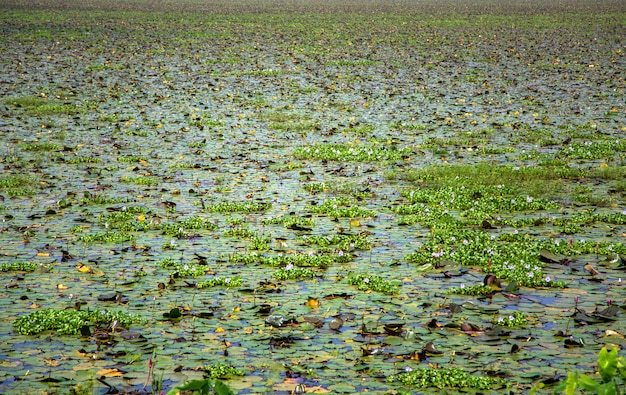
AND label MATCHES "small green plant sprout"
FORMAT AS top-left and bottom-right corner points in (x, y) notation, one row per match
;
(493, 311), (527, 327)
(272, 264), (317, 281)
(387, 366), (508, 390)
(196, 275), (242, 288)
(166, 378), (234, 395)
(553, 346), (626, 395)
(347, 272), (401, 294)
